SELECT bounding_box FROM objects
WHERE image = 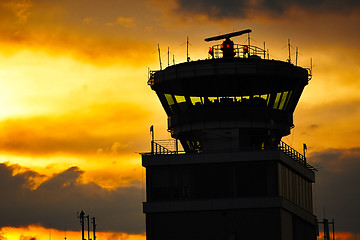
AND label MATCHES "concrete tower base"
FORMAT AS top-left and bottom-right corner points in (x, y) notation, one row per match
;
(142, 150), (316, 240)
